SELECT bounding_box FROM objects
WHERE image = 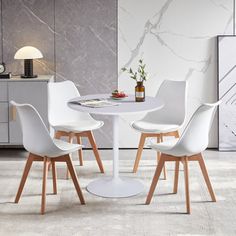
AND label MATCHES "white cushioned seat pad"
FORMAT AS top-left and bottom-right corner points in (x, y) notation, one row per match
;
(53, 120), (104, 132)
(132, 121), (180, 133)
(148, 139), (199, 157)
